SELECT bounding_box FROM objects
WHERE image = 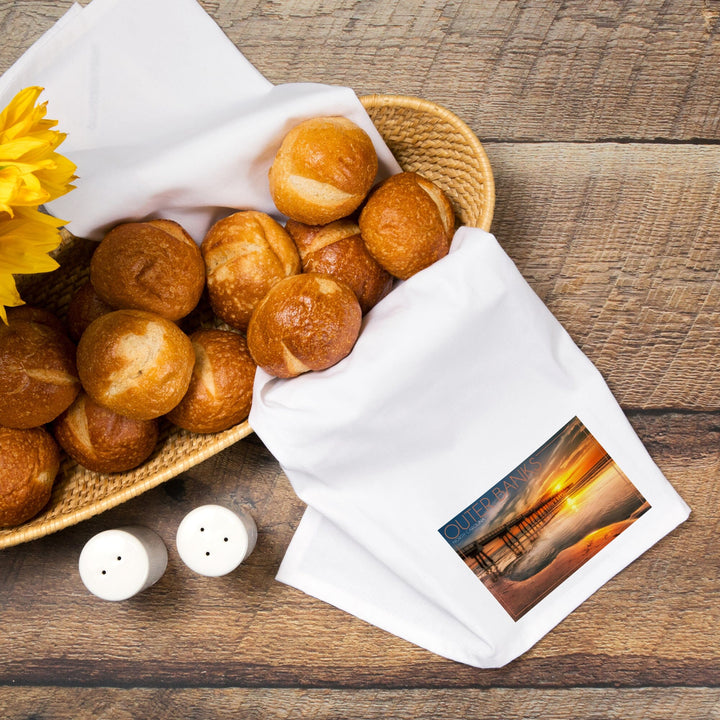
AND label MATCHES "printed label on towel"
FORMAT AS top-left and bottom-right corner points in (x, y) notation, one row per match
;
(438, 417), (650, 621)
